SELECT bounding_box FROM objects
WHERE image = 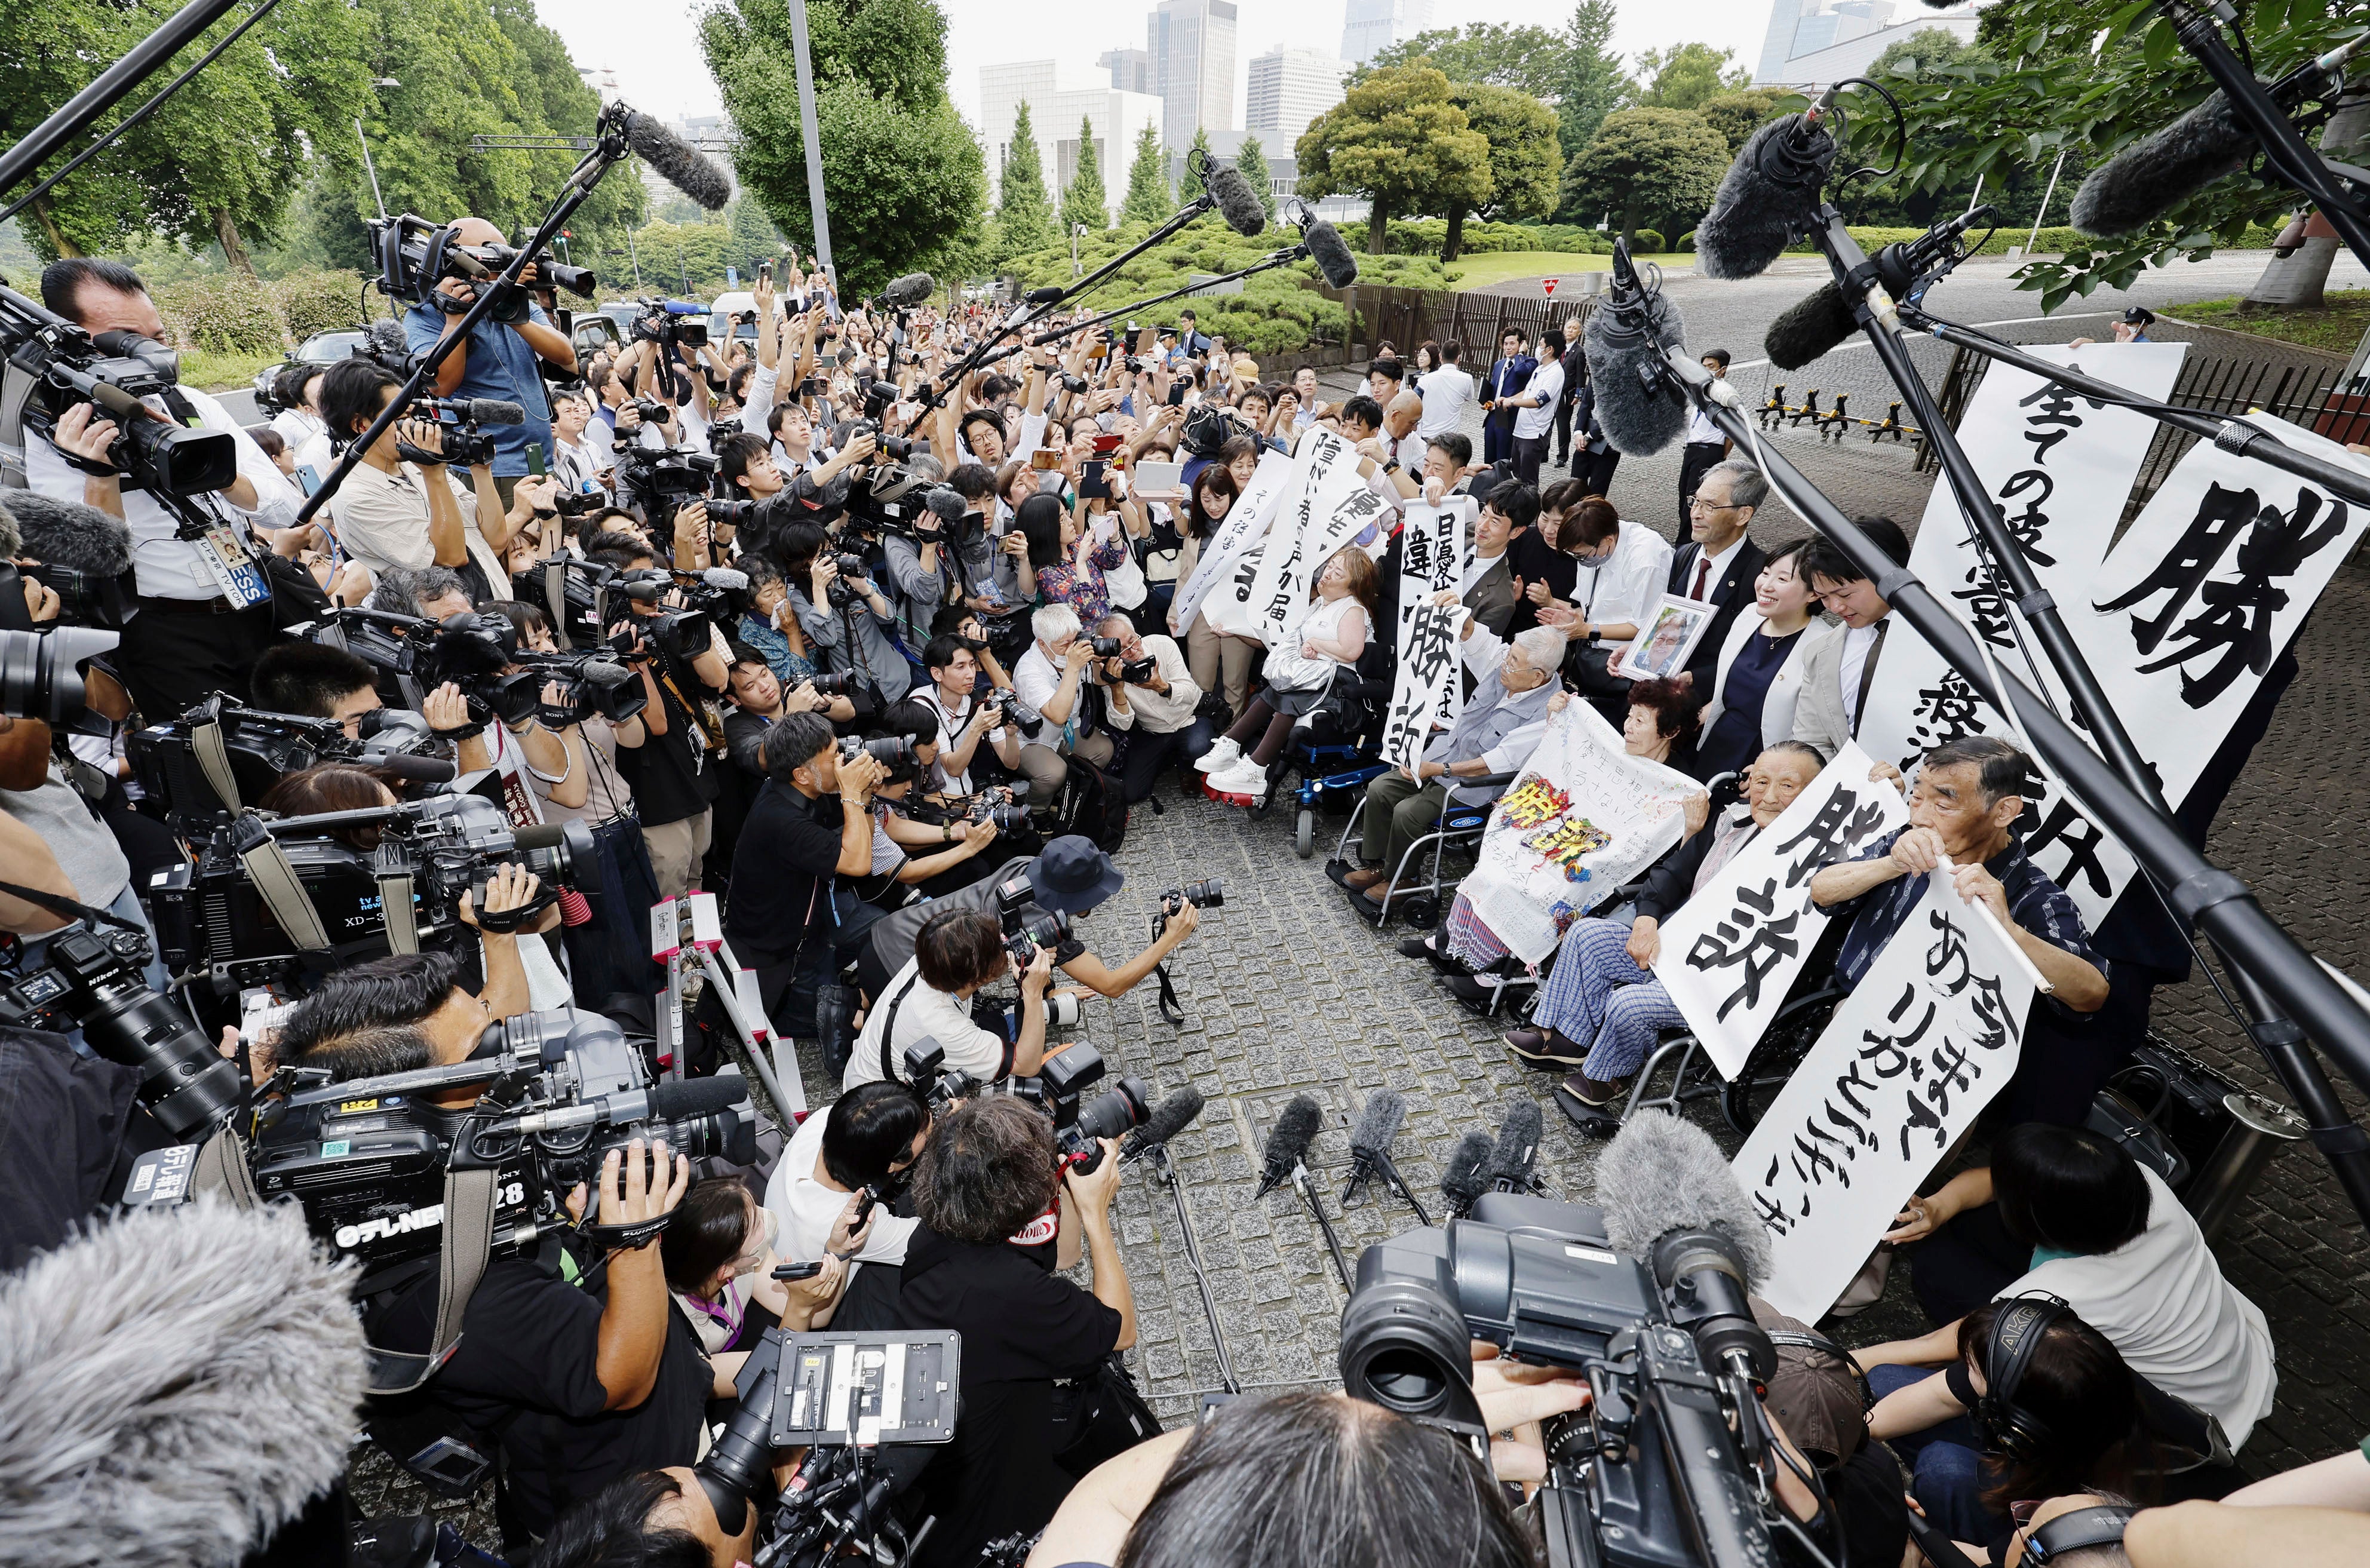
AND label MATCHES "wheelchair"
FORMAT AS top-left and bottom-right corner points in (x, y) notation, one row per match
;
(1328, 768), (1521, 931)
